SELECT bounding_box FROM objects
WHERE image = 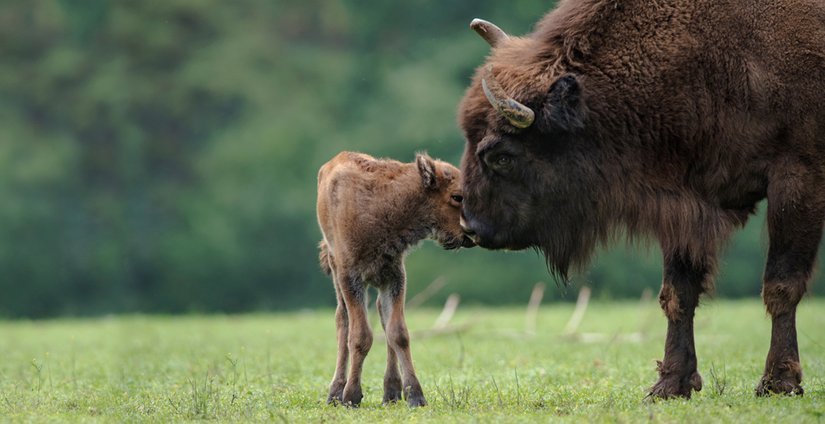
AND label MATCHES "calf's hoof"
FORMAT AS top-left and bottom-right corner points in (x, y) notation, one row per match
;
(341, 384), (363, 407)
(404, 385), (427, 408)
(383, 378), (403, 404)
(647, 362), (702, 400)
(383, 390), (403, 405)
(327, 380), (346, 405)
